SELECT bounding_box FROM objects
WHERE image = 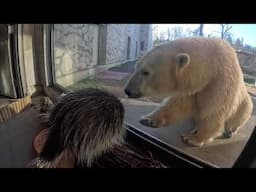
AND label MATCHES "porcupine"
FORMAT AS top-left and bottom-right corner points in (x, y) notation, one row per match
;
(29, 88), (126, 168)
